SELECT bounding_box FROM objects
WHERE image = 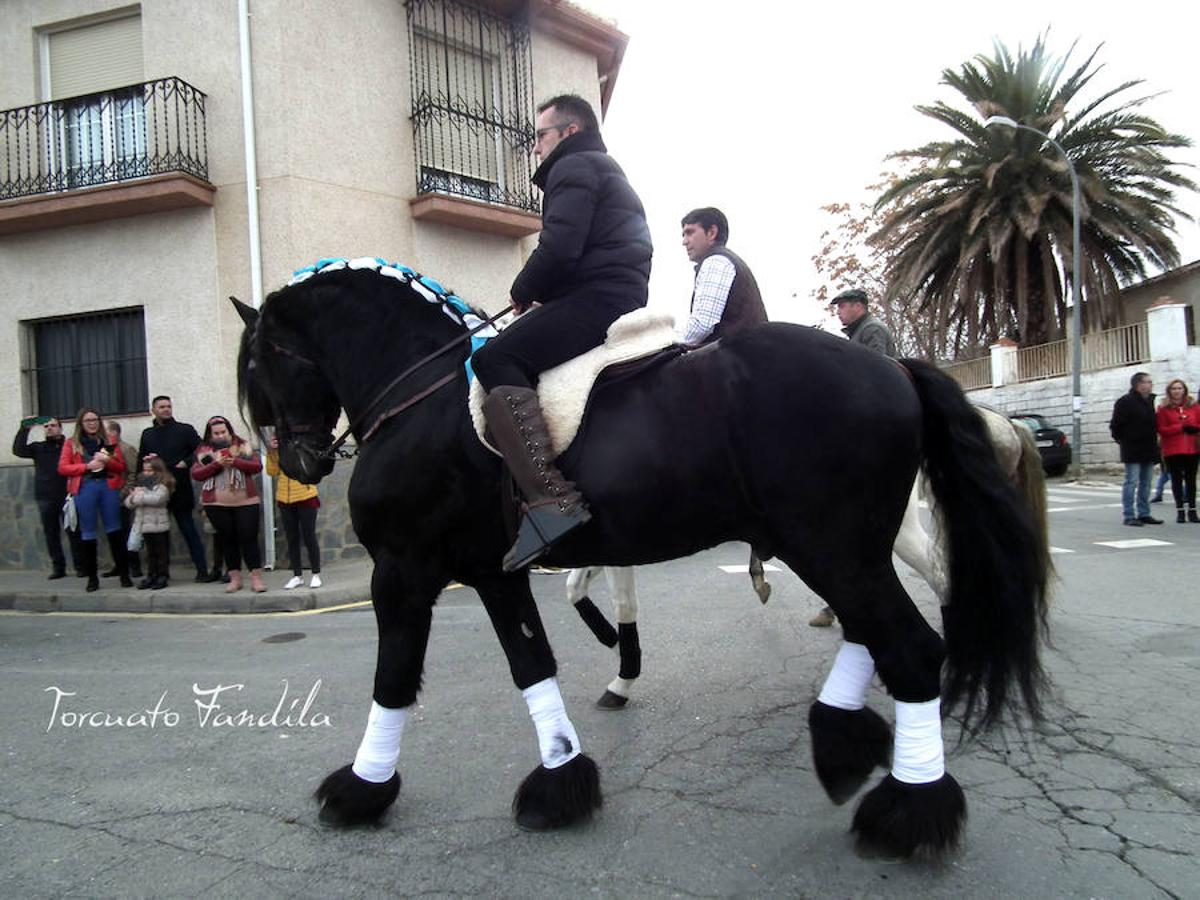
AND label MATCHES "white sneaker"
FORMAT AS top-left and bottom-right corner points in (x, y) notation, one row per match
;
(309, 574), (323, 589)
(284, 575), (303, 590)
